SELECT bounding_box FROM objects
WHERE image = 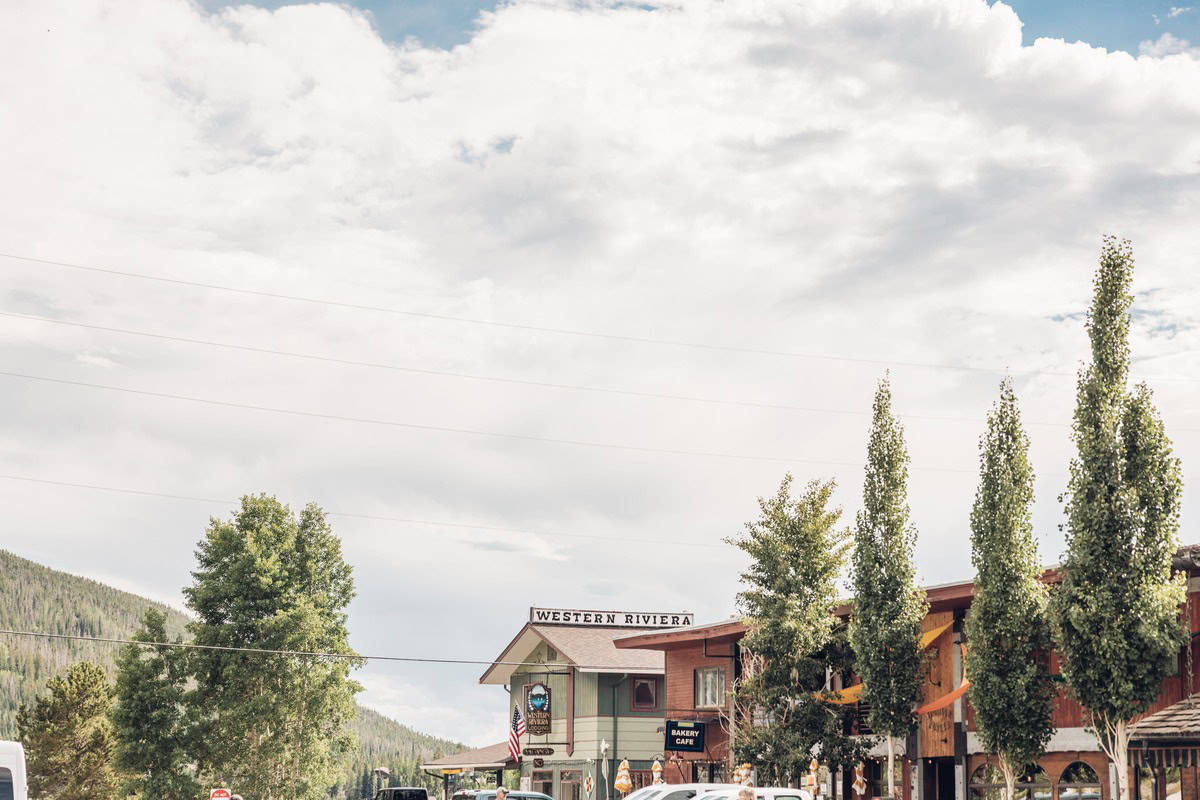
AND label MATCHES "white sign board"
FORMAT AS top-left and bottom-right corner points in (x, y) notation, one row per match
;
(530, 608), (694, 628)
